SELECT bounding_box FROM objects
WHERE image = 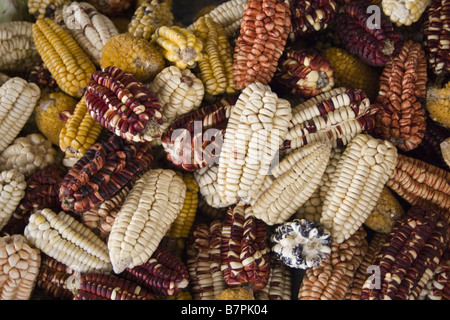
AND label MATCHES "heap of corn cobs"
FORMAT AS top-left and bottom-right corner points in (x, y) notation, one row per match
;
(0, 0), (449, 301)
